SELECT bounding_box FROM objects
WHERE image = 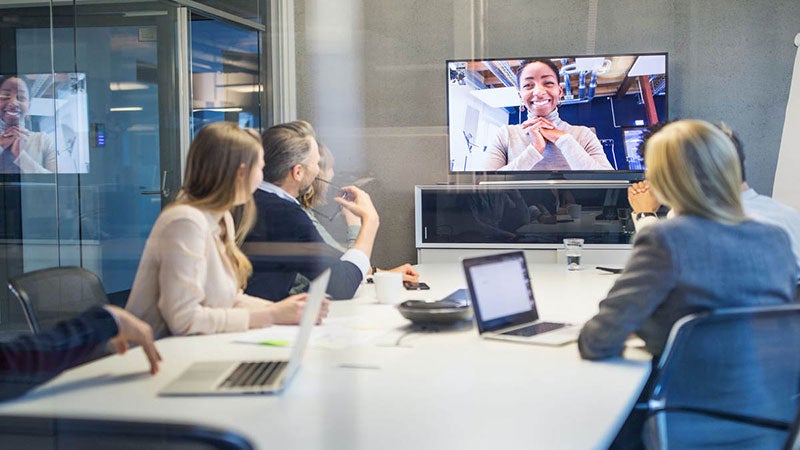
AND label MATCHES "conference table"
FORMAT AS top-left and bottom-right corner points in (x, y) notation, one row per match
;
(0, 263), (651, 449)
